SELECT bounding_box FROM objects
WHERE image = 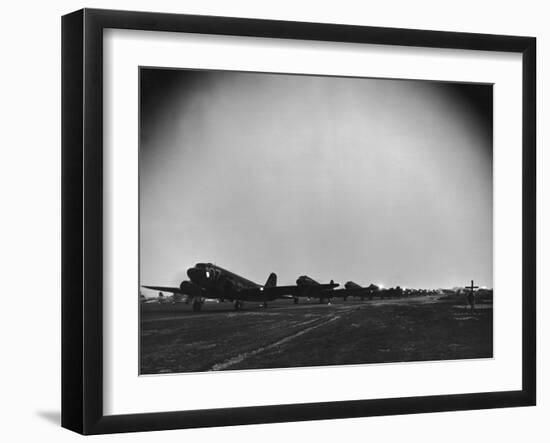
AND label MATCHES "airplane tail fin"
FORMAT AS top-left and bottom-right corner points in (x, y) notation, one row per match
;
(265, 272), (277, 288)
